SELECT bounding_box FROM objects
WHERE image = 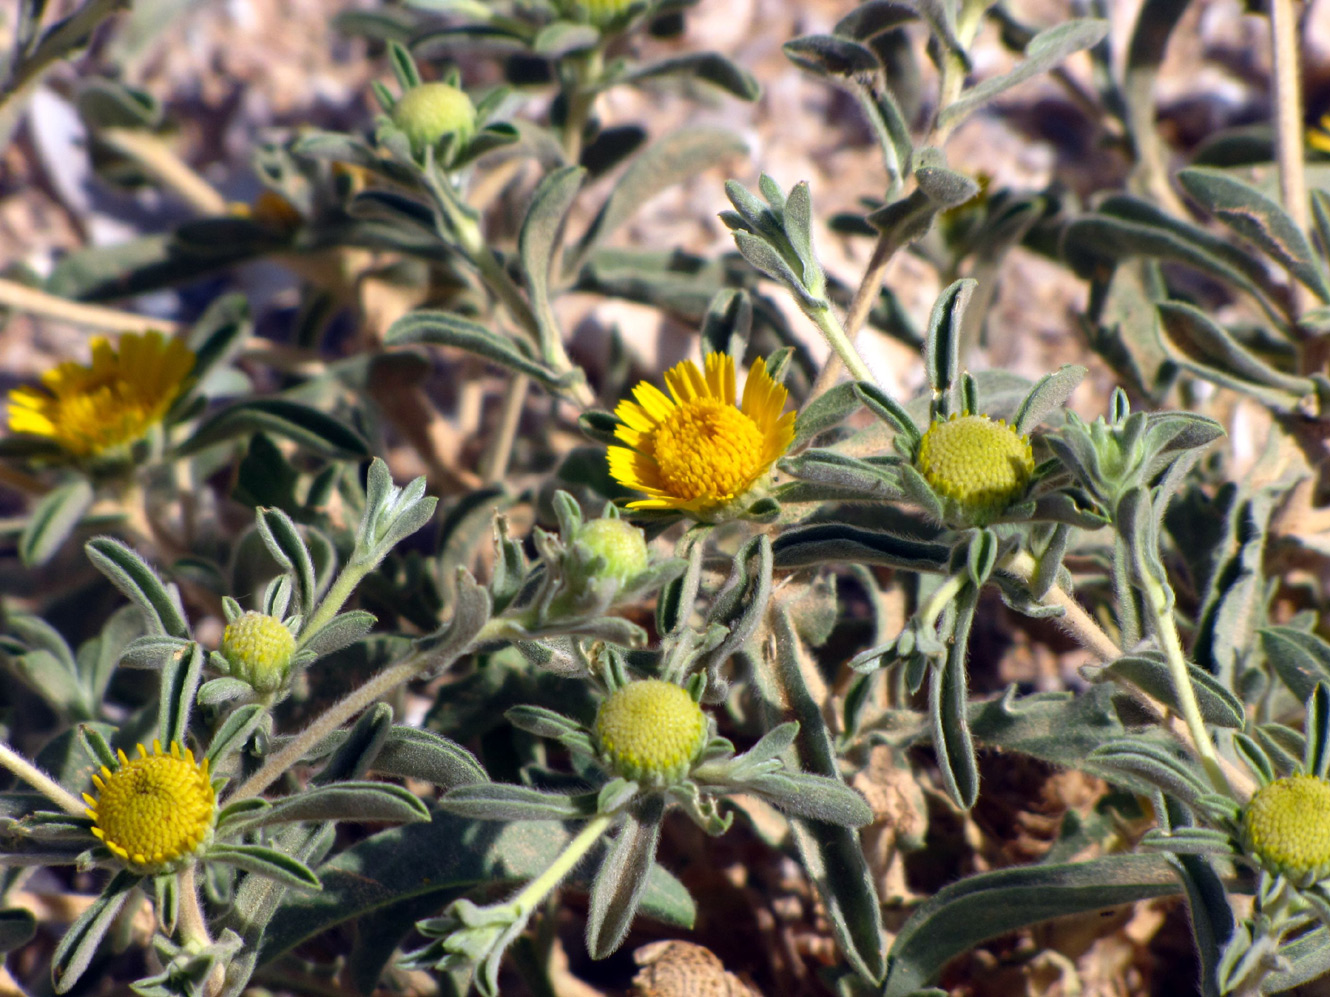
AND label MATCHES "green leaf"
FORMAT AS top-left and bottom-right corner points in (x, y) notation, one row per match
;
(1013, 364), (1086, 435)
(298, 610), (376, 658)
(1085, 738), (1211, 806)
(783, 34), (880, 77)
(792, 382), (860, 448)
(854, 382), (920, 447)
(439, 784), (597, 822)
(0, 908), (36, 953)
(260, 815), (695, 964)
(256, 508), (318, 621)
(779, 451), (906, 500)
(881, 855), (1180, 996)
(386, 310), (570, 390)
(52, 869), (140, 993)
(160, 642), (203, 748)
(210, 843), (322, 891)
(939, 20), (1110, 131)
(624, 53), (760, 101)
(178, 400), (370, 460)
(230, 782), (430, 829)
(1260, 627), (1330, 703)
(925, 278), (975, 415)
(1155, 302), (1313, 411)
(206, 704), (267, 766)
(519, 164), (585, 360)
(531, 20), (598, 55)
(342, 725), (488, 788)
(571, 128), (747, 269)
(1177, 168), (1330, 302)
(757, 605), (885, 982)
(587, 800), (664, 958)
(85, 537), (190, 638)
(20, 478), (93, 567)
(931, 585), (980, 808)
(1084, 652), (1246, 729)
(744, 771), (873, 825)
(773, 524), (949, 573)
